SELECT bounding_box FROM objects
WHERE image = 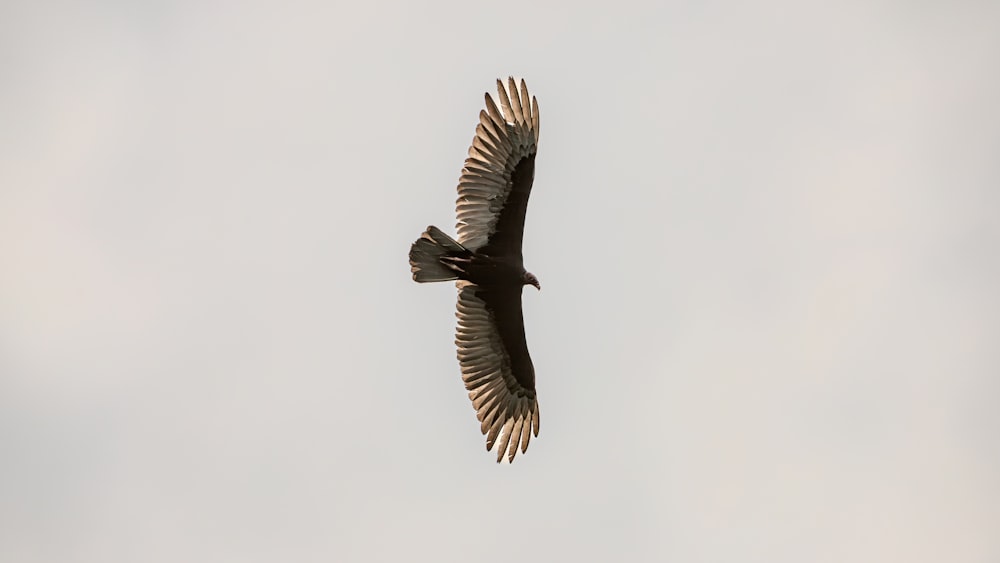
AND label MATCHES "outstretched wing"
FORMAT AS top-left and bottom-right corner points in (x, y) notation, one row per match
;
(456, 282), (539, 463)
(456, 78), (540, 258)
